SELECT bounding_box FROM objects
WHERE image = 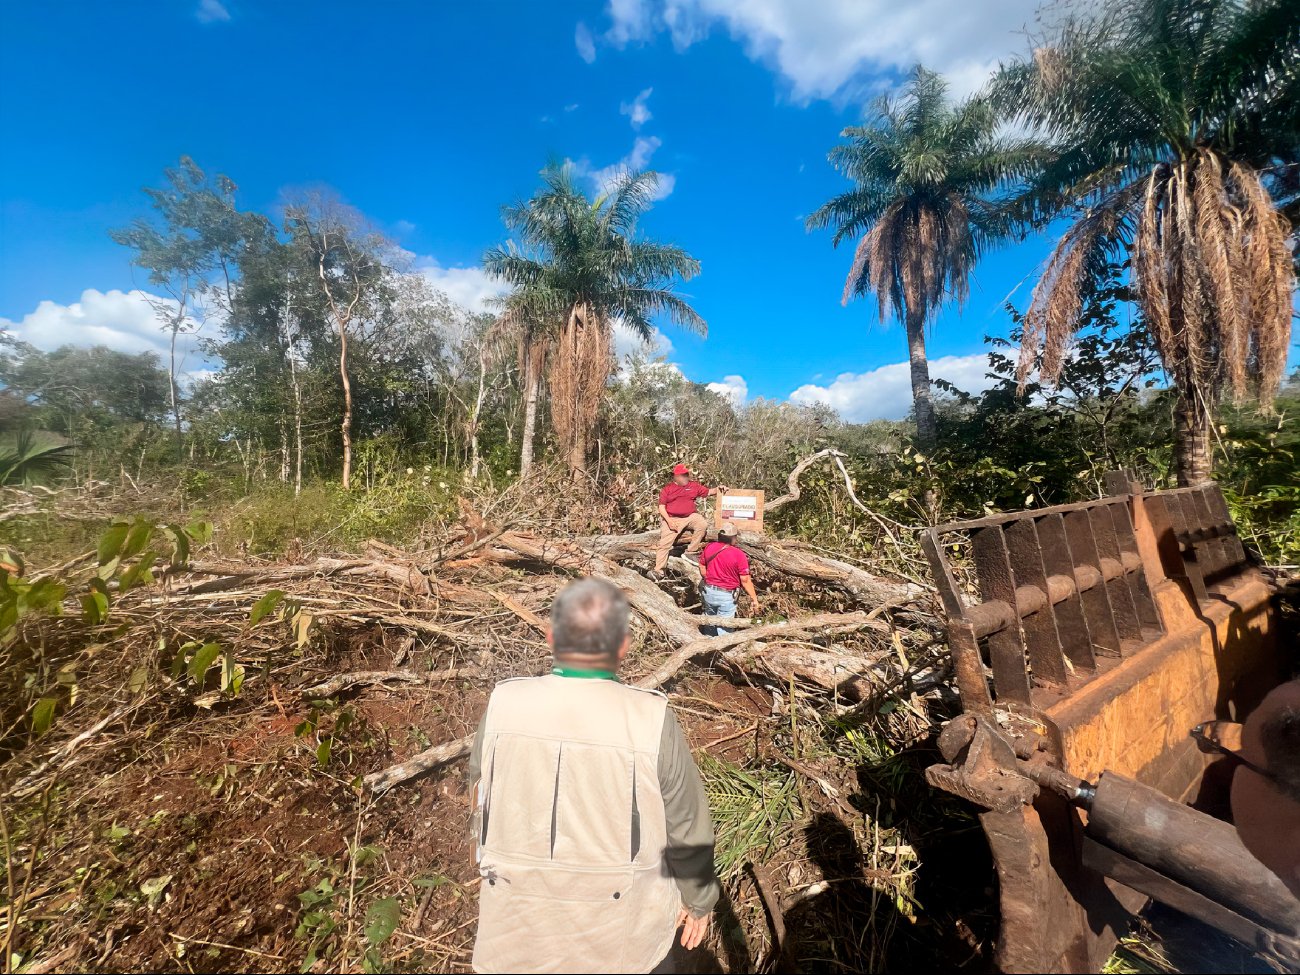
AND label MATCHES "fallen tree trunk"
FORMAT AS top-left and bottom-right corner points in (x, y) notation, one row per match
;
(297, 670), (482, 698)
(579, 528), (926, 612)
(720, 642), (891, 701)
(181, 556), (429, 595)
(363, 608), (883, 793)
(637, 611), (883, 690)
(488, 531), (703, 646)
